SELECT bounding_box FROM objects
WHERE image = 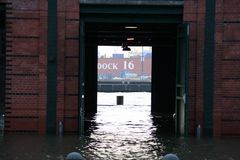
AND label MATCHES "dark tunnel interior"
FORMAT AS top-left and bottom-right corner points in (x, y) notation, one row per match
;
(83, 23), (178, 117)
